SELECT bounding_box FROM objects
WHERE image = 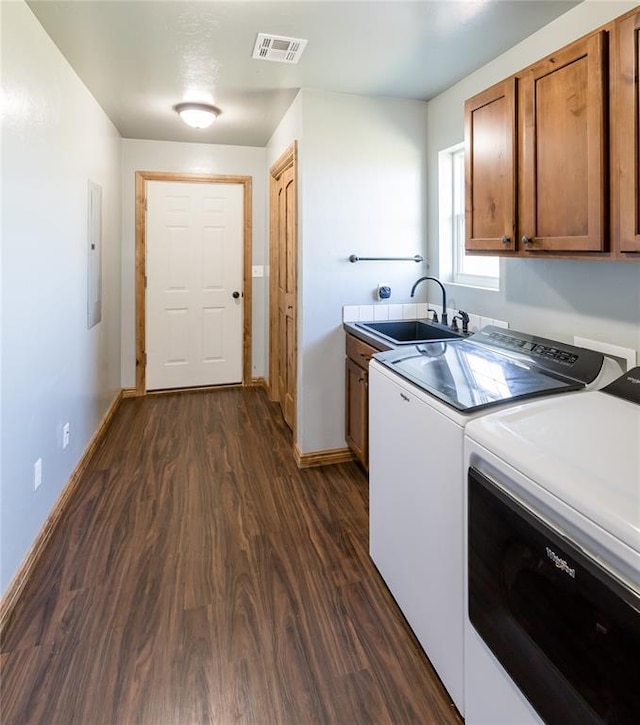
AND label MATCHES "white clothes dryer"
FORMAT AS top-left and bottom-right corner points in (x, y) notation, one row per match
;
(463, 368), (640, 724)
